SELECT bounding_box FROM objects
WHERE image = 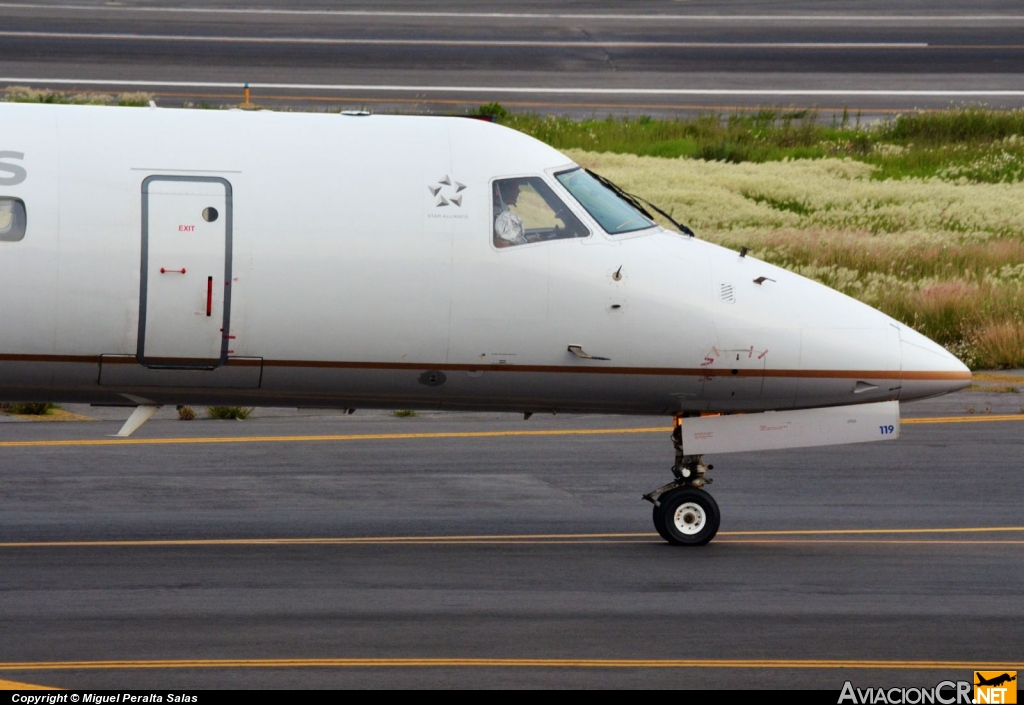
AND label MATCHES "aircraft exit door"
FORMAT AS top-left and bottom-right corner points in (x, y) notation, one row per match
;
(139, 176), (232, 368)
